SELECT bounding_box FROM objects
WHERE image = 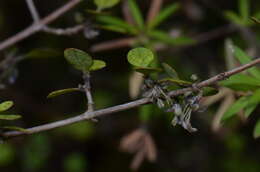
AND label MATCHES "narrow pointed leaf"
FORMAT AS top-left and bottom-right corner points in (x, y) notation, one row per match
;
(127, 47), (154, 67)
(98, 25), (128, 33)
(96, 15), (137, 34)
(134, 67), (162, 75)
(222, 96), (250, 121)
(94, 0), (120, 10)
(47, 88), (81, 98)
(25, 48), (62, 59)
(244, 102), (258, 118)
(220, 73), (260, 91)
(128, 0), (144, 29)
(239, 0), (249, 21)
(159, 78), (192, 86)
(162, 63), (179, 79)
(148, 3), (180, 29)
(253, 119), (260, 138)
(1, 126), (28, 132)
(233, 46), (260, 79)
(224, 11), (244, 25)
(148, 30), (195, 45)
(64, 48), (93, 72)
(0, 114), (22, 120)
(0, 101), (14, 112)
(89, 60), (106, 71)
